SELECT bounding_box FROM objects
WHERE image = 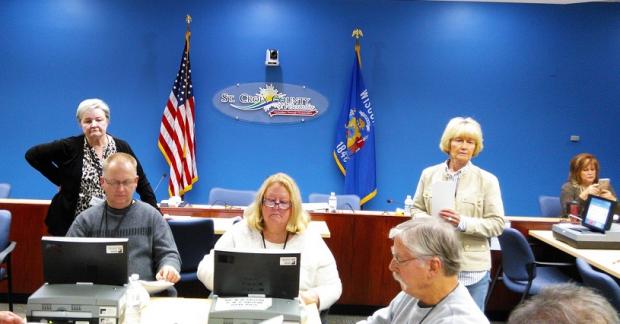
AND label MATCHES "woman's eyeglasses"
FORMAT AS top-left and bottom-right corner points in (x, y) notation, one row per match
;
(262, 198), (291, 210)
